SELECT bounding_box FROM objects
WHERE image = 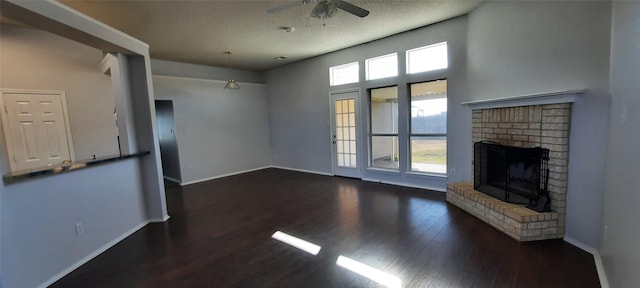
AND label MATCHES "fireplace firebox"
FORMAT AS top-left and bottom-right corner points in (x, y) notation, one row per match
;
(474, 141), (551, 212)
